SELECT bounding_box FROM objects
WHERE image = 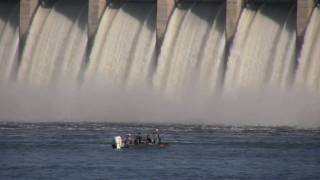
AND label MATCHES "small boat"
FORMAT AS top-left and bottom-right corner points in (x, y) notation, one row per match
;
(112, 135), (169, 150)
(112, 142), (169, 149)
